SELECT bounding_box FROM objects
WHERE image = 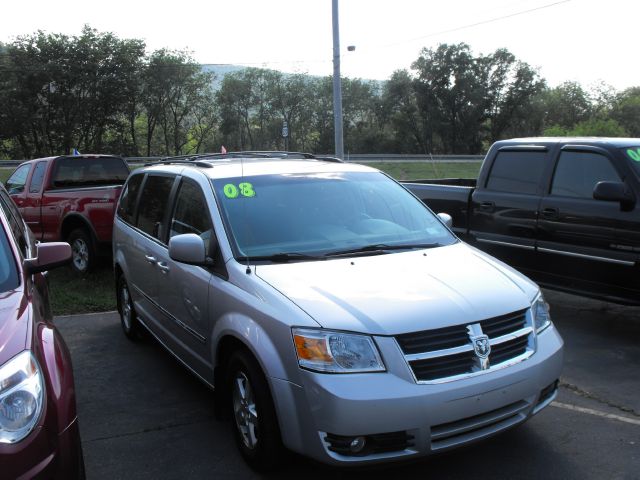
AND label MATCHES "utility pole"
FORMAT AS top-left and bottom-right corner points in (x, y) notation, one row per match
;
(332, 0), (344, 160)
